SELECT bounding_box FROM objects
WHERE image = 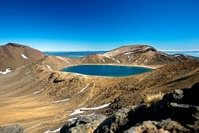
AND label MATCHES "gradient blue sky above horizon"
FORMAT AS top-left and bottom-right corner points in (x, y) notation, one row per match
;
(0, 0), (199, 51)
